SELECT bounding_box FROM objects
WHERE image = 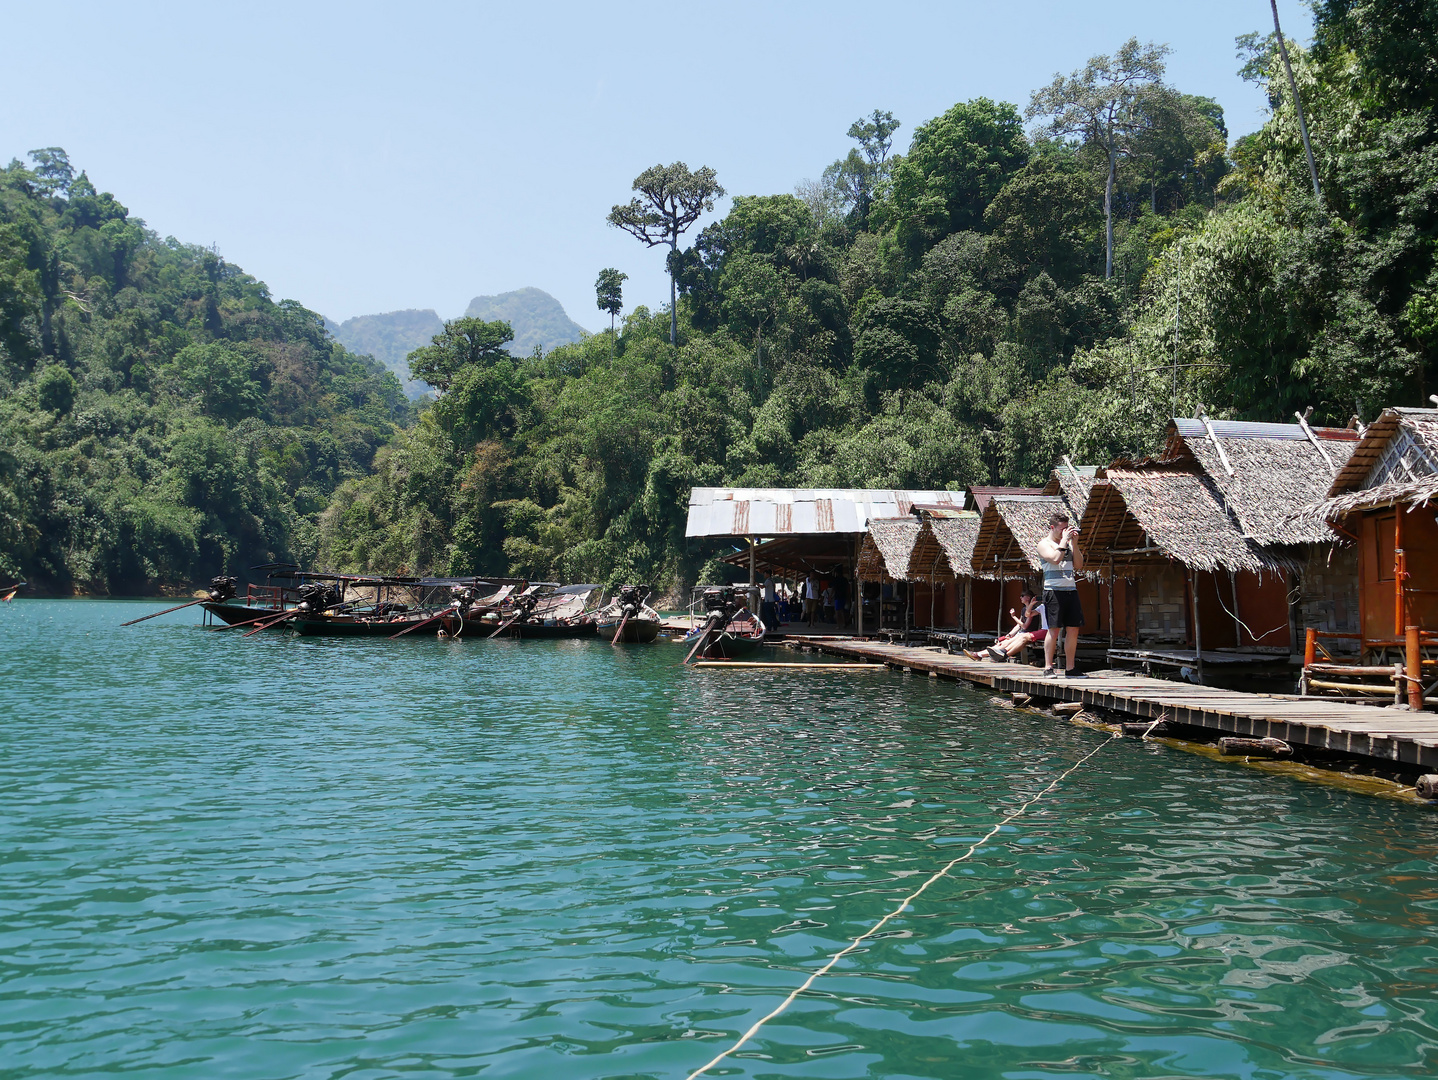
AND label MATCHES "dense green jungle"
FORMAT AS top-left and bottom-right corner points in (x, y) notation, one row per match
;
(2, 0), (1434, 596)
